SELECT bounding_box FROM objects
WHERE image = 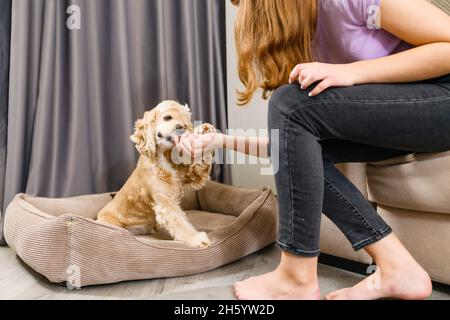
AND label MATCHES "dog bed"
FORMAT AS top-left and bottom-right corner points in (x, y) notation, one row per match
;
(3, 181), (277, 287)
